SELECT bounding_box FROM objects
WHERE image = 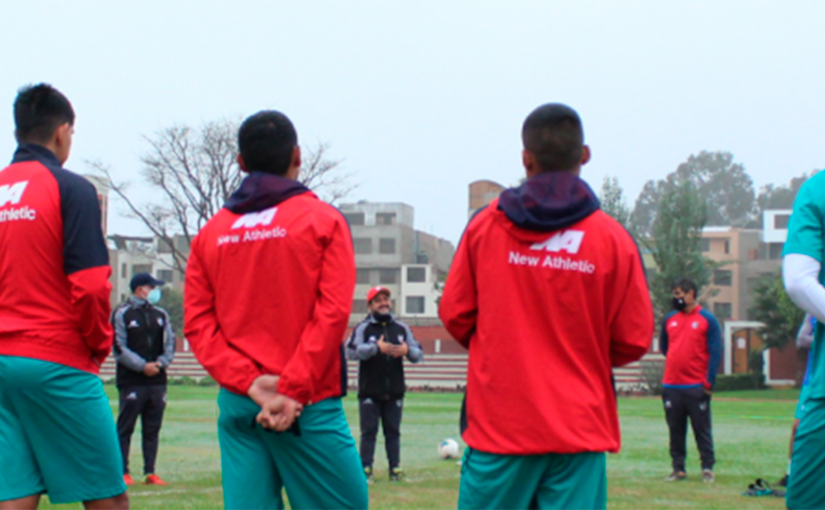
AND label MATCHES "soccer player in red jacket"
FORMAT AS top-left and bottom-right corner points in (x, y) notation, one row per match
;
(439, 103), (654, 510)
(0, 84), (127, 509)
(184, 111), (367, 510)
